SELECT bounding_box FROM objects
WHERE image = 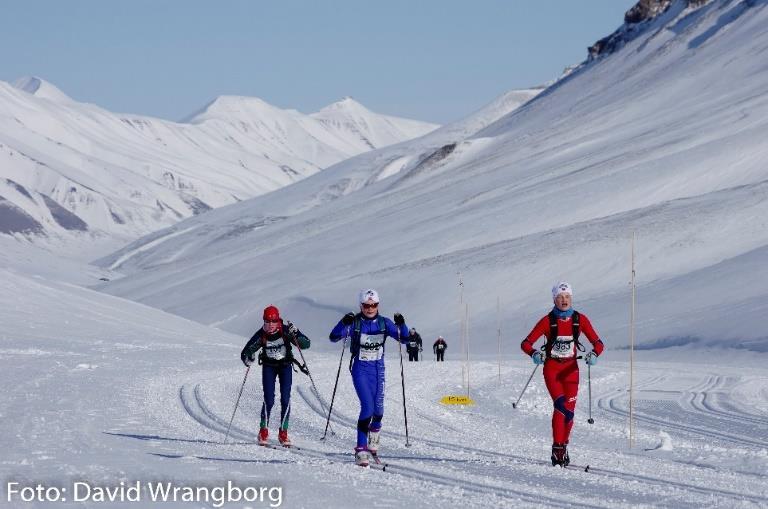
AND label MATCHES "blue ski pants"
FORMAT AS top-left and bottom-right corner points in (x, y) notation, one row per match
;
(351, 360), (385, 448)
(260, 363), (292, 429)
